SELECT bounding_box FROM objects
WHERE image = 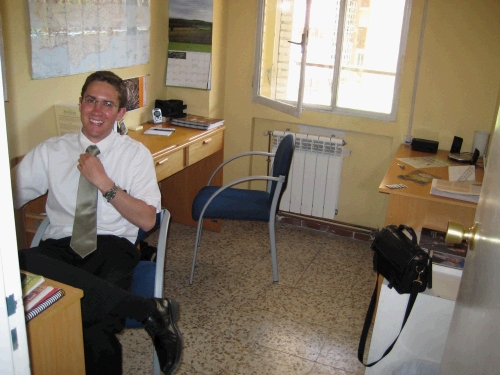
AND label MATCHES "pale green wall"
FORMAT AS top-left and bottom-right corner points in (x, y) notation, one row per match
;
(2, 0), (499, 230)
